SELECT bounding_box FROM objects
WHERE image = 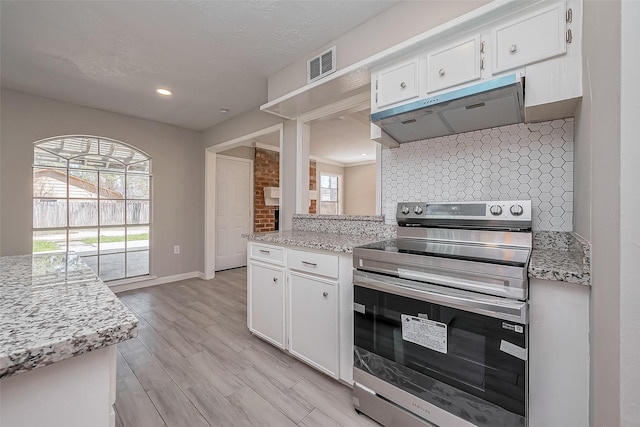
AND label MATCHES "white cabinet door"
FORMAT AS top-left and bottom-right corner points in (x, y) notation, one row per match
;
(288, 272), (339, 378)
(248, 261), (285, 349)
(427, 36), (481, 93)
(376, 57), (420, 109)
(492, 2), (566, 73)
